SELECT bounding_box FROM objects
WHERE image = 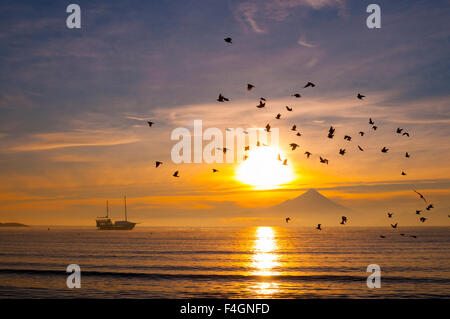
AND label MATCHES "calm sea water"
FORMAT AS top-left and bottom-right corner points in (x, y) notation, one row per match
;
(0, 226), (449, 298)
